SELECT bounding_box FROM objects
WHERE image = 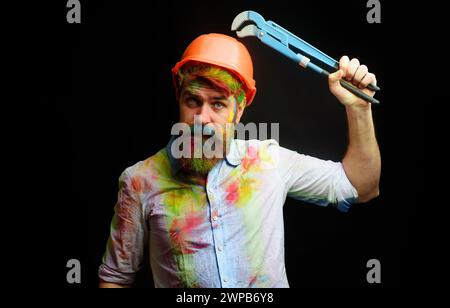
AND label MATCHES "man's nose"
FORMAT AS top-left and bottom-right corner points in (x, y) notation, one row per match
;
(198, 104), (212, 123)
